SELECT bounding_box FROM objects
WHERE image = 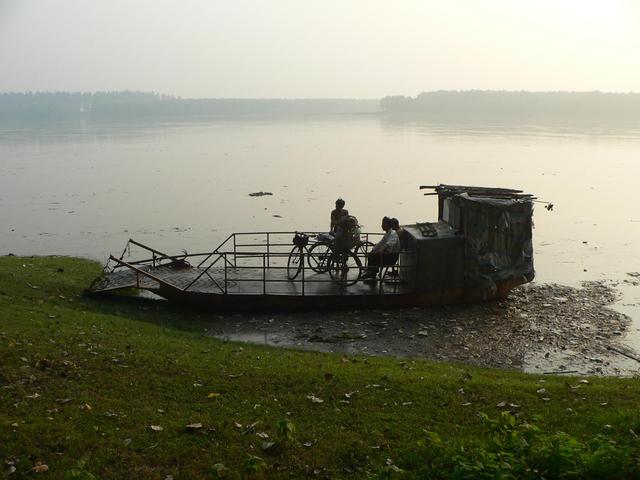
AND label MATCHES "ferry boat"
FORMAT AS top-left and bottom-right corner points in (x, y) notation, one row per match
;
(87, 185), (536, 310)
